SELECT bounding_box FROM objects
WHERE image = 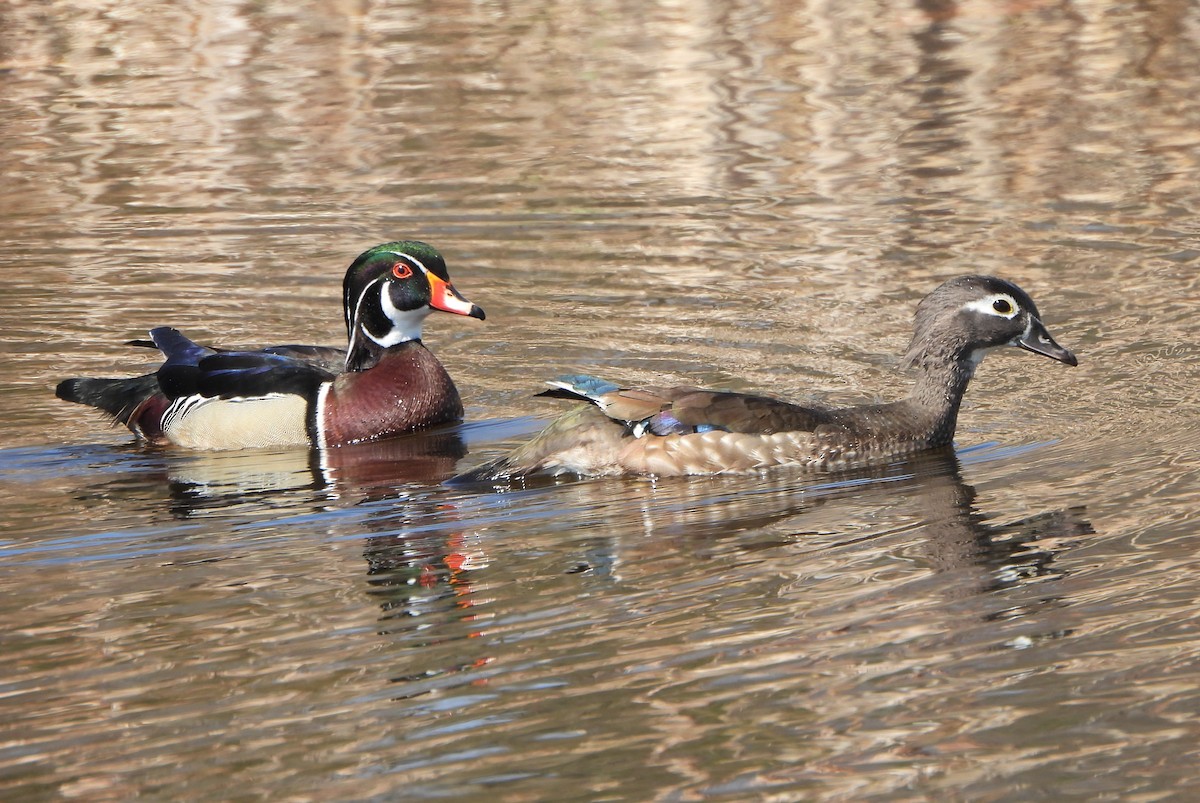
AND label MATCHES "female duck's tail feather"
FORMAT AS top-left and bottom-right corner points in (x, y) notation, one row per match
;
(450, 403), (630, 483)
